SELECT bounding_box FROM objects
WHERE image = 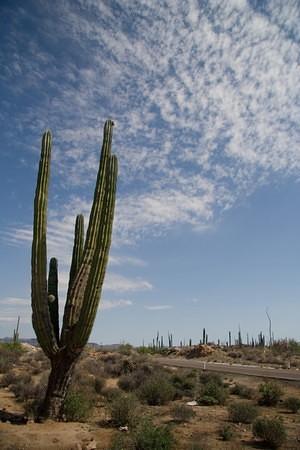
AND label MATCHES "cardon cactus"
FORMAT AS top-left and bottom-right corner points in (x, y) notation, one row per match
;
(31, 120), (118, 419)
